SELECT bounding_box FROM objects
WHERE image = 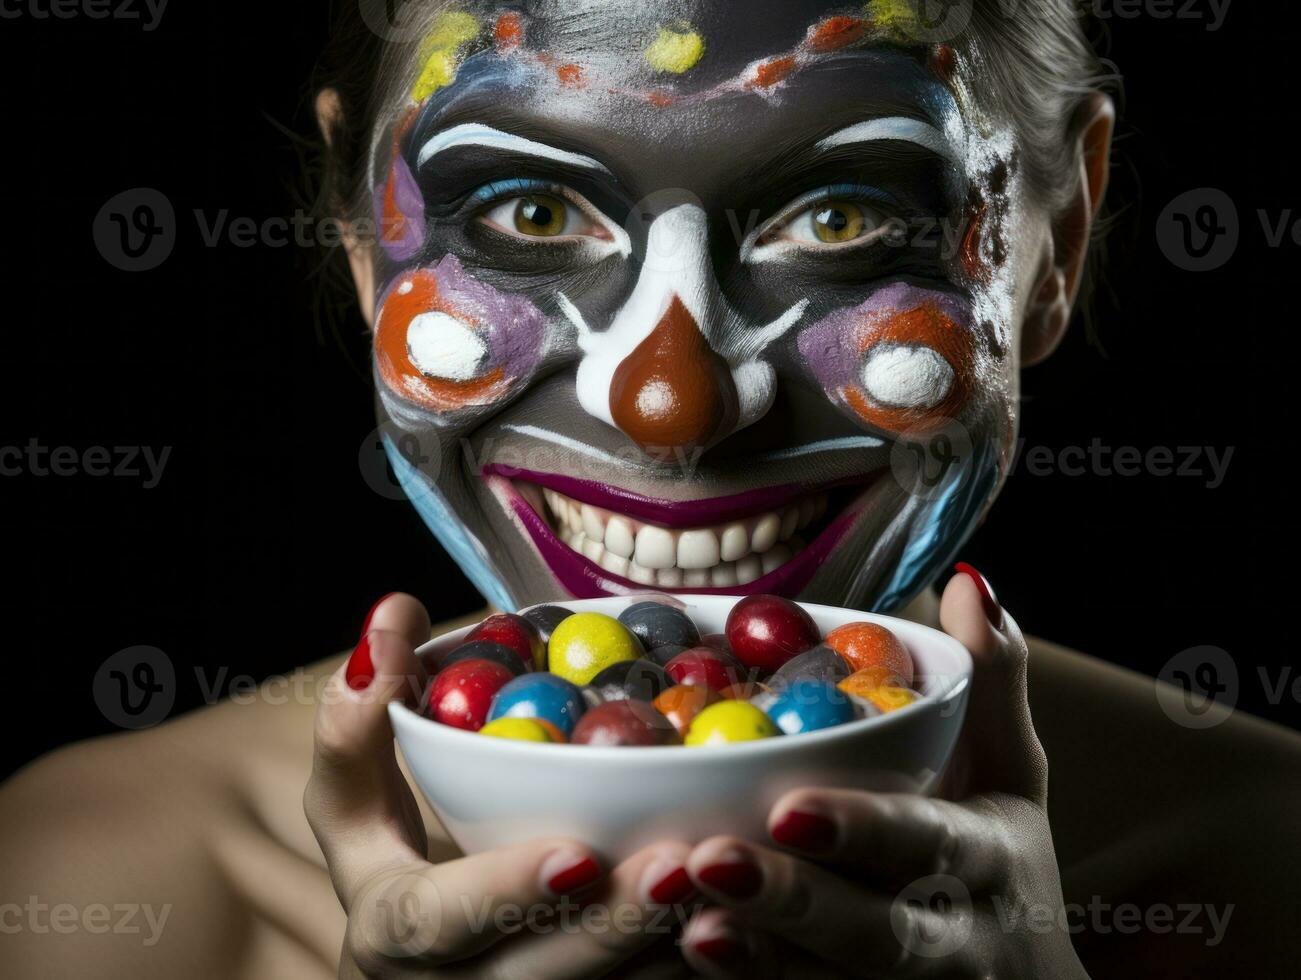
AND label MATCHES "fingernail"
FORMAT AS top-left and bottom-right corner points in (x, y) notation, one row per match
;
(953, 562), (1003, 630)
(694, 933), (747, 968)
(542, 851), (602, 895)
(696, 853), (761, 900)
(644, 861), (694, 905)
(770, 809), (837, 852)
(360, 592), (398, 636)
(345, 635), (374, 691)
